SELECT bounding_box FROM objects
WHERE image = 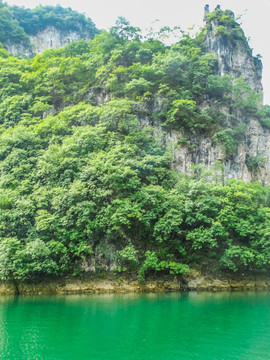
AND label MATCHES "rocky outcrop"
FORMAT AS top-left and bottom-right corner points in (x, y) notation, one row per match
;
(6, 26), (91, 57)
(5, 40), (33, 58)
(167, 117), (270, 184)
(184, 269), (270, 291)
(0, 277), (183, 295)
(162, 6), (270, 184)
(1, 271), (270, 294)
(203, 7), (263, 93)
(29, 26), (91, 54)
